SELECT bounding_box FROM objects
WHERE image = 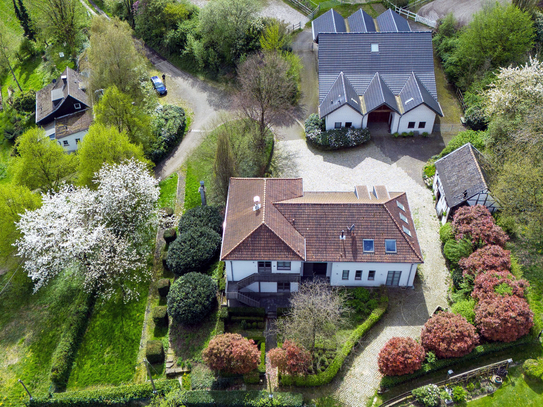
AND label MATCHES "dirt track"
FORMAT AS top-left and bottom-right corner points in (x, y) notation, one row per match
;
(418, 0), (510, 25)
